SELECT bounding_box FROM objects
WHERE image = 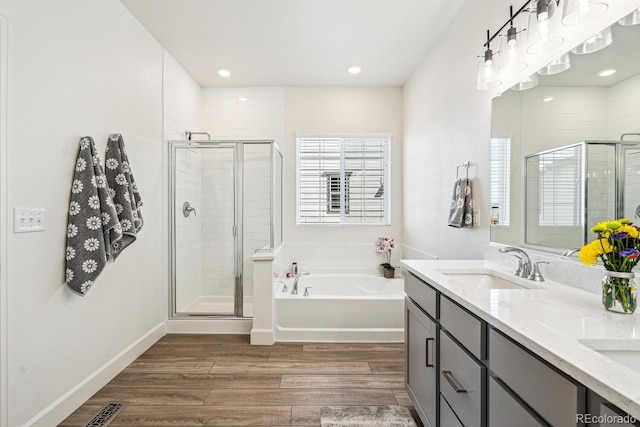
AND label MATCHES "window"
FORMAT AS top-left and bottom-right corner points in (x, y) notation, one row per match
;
(490, 137), (511, 226)
(297, 136), (390, 225)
